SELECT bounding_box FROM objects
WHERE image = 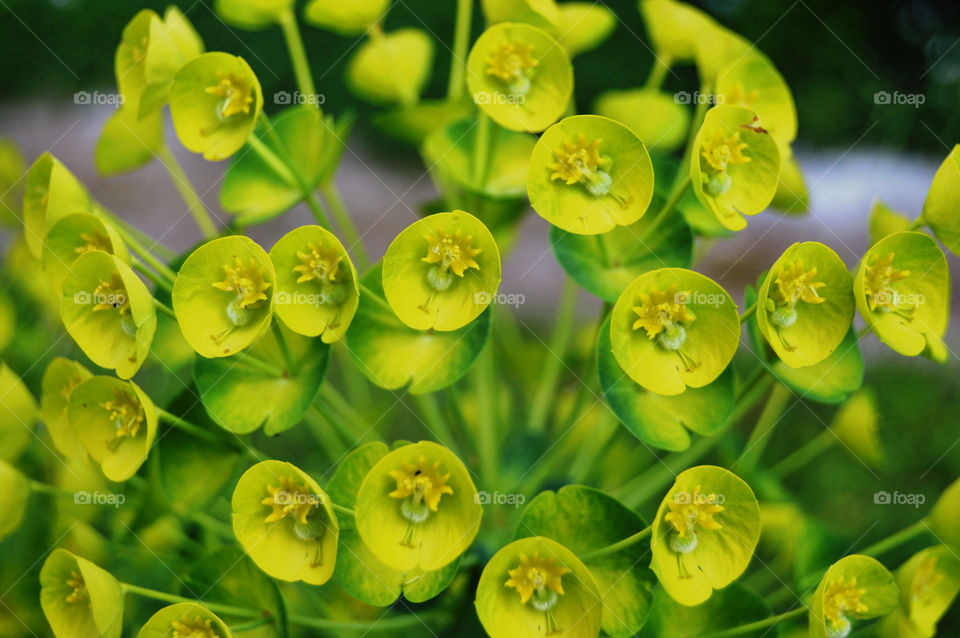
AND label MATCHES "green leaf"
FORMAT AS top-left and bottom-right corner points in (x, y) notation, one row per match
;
(771, 327), (864, 404)
(346, 265), (492, 394)
(594, 89), (690, 154)
(158, 425), (241, 509)
(550, 195), (693, 303)
(0, 362), (38, 462)
(95, 106), (163, 176)
(638, 583), (770, 638)
(193, 324), (329, 435)
(516, 485), (657, 638)
(599, 314), (734, 451)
